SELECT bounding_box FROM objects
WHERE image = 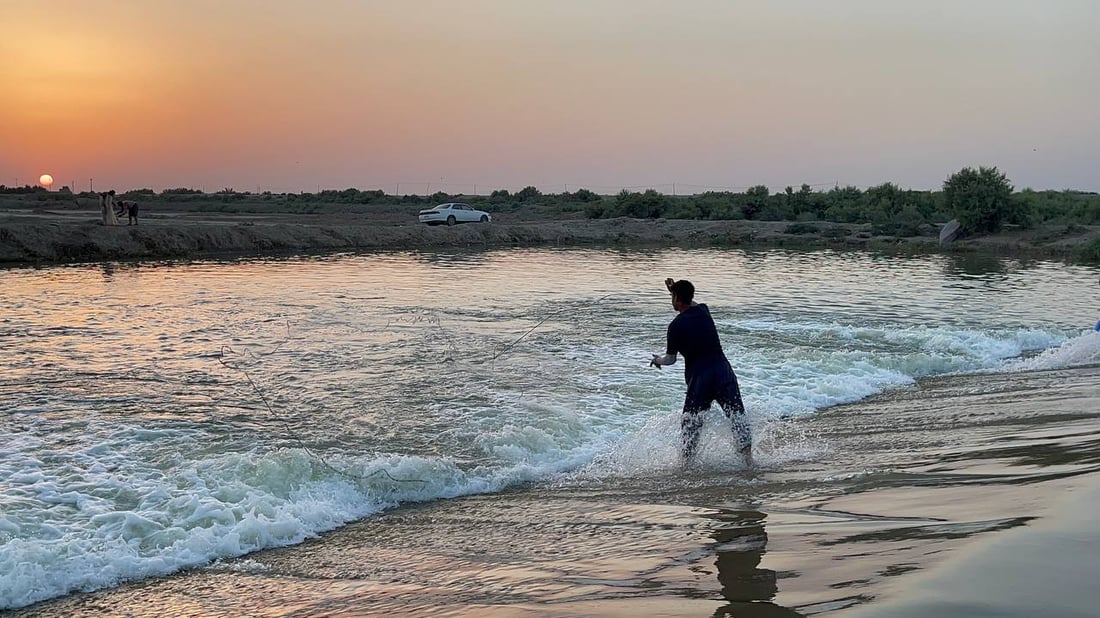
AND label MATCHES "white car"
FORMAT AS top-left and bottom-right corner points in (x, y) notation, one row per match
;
(417, 203), (492, 226)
